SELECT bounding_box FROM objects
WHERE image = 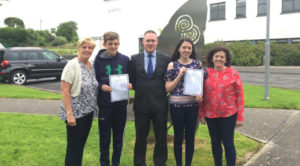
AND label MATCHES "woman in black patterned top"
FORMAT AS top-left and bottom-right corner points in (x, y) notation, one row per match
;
(60, 37), (97, 166)
(165, 38), (203, 166)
